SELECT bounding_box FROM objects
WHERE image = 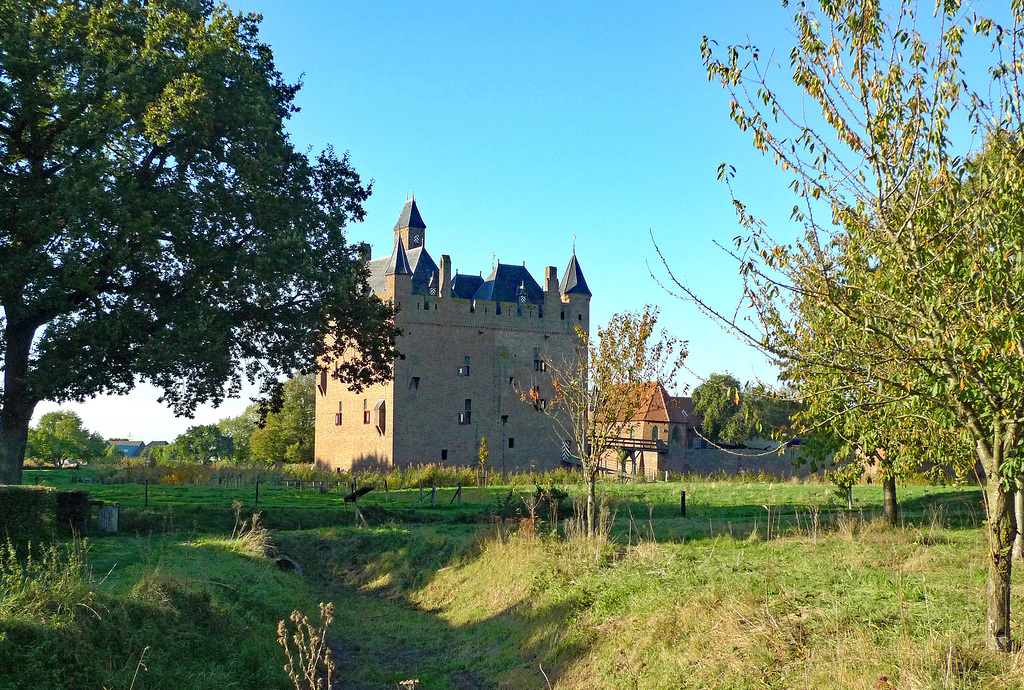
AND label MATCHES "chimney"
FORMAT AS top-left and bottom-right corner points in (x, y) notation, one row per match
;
(440, 255), (452, 298)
